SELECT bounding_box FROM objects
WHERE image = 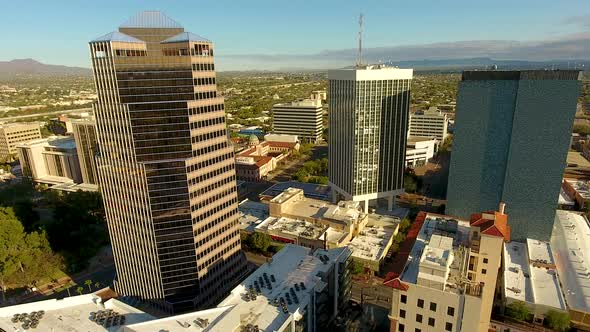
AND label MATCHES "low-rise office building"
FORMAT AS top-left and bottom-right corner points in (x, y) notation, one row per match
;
(240, 187), (400, 273)
(501, 239), (566, 324)
(272, 99), (323, 143)
(551, 210), (590, 330)
(0, 122), (42, 161)
(17, 137), (83, 186)
(387, 207), (510, 332)
(405, 136), (437, 168)
(408, 107), (448, 141)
